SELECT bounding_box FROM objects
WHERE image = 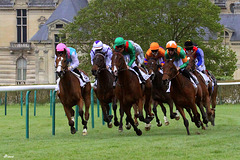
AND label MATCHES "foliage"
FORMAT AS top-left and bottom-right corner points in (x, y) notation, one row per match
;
(62, 0), (237, 79)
